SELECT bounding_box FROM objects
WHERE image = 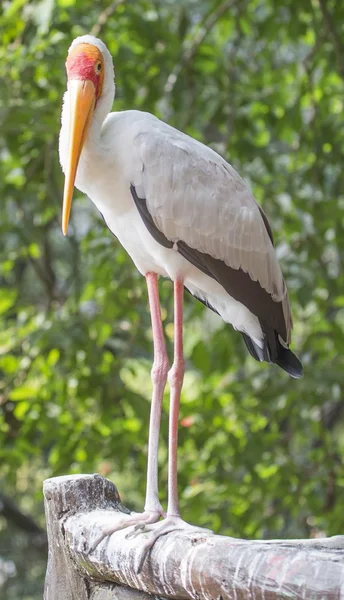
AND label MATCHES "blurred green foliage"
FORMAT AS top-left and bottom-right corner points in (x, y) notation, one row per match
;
(1, 0), (344, 597)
